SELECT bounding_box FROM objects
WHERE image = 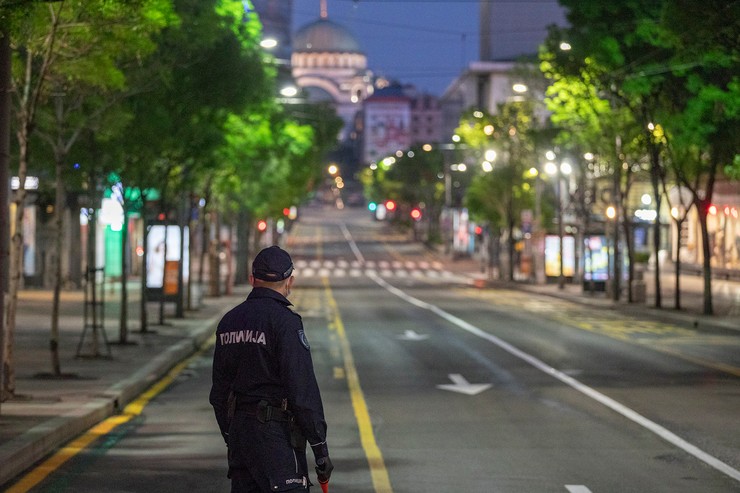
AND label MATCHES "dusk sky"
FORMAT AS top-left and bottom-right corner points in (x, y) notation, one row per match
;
(292, 0), (480, 96)
(292, 1), (567, 96)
